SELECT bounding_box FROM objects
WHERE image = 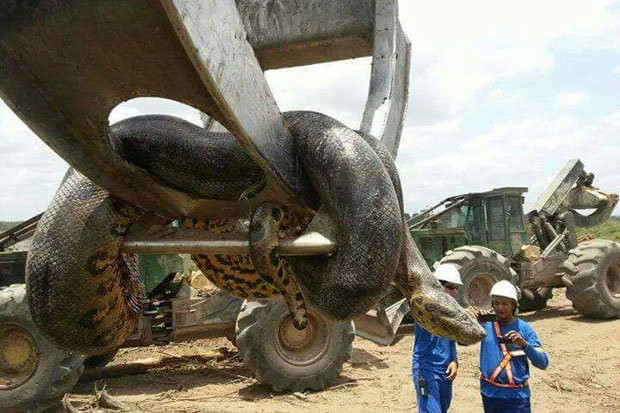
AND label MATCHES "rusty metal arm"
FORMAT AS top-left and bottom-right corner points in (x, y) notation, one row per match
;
(161, 0), (314, 211)
(236, 0), (375, 69)
(360, 0), (411, 157)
